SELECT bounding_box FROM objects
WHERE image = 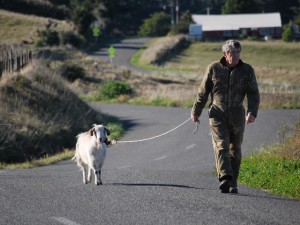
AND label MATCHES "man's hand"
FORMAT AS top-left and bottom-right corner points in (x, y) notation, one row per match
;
(246, 112), (256, 124)
(191, 115), (199, 122)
